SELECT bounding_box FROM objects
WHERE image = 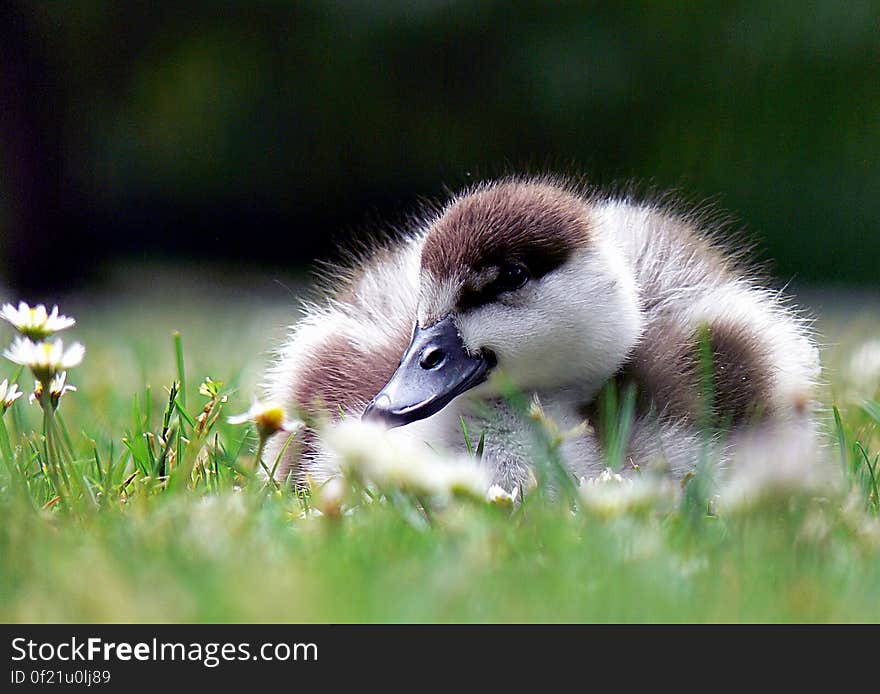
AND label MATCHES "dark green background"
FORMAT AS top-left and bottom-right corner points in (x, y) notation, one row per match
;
(1, 1), (877, 291)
